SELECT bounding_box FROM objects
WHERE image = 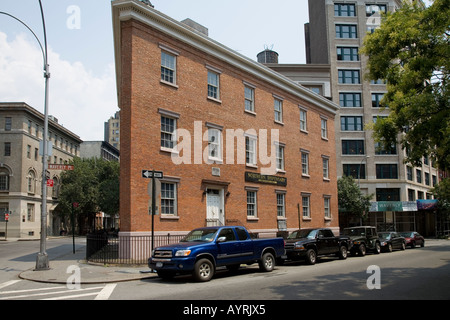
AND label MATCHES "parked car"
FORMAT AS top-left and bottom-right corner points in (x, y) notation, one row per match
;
(378, 232), (406, 252)
(343, 226), (381, 256)
(399, 231), (425, 248)
(284, 228), (351, 265)
(148, 226), (285, 281)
